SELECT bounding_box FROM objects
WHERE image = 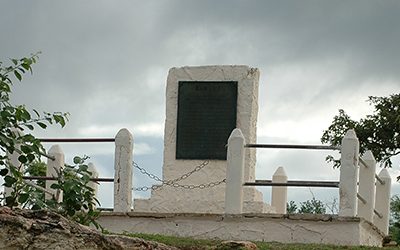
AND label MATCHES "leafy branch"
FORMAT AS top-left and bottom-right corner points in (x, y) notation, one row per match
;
(0, 54), (100, 229)
(321, 94), (400, 169)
